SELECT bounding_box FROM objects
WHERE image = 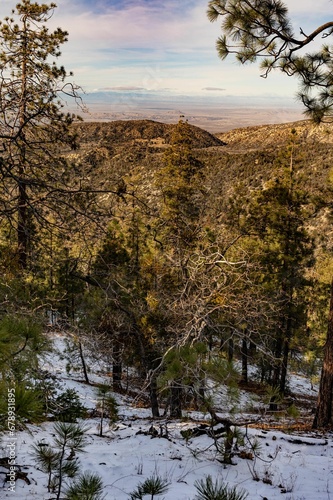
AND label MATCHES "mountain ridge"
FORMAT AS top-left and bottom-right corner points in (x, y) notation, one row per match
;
(71, 118), (333, 196)
(73, 119), (225, 149)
